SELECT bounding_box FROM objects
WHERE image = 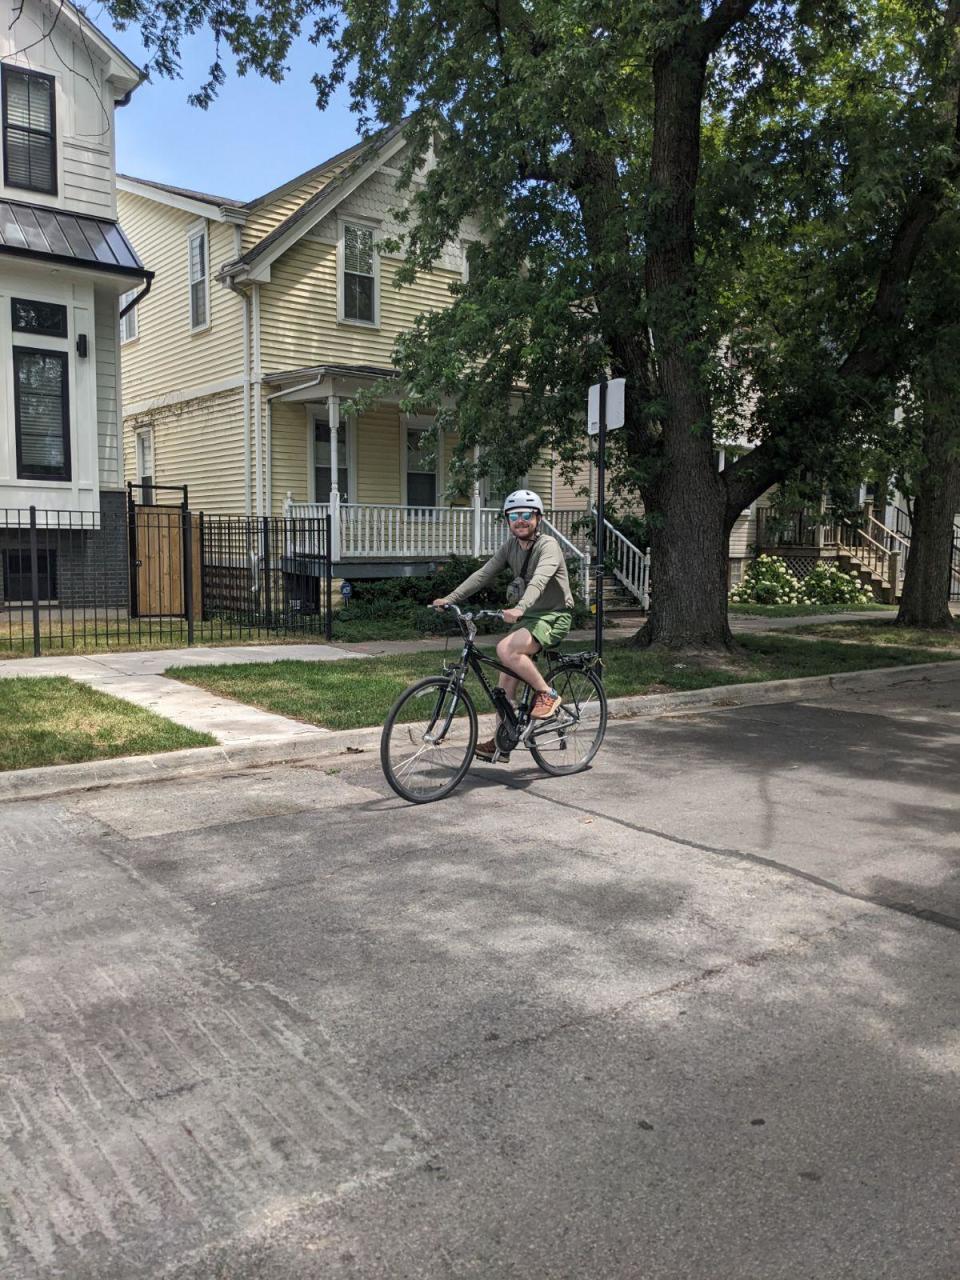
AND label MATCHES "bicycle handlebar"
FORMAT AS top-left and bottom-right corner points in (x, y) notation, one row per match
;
(432, 603), (504, 623)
